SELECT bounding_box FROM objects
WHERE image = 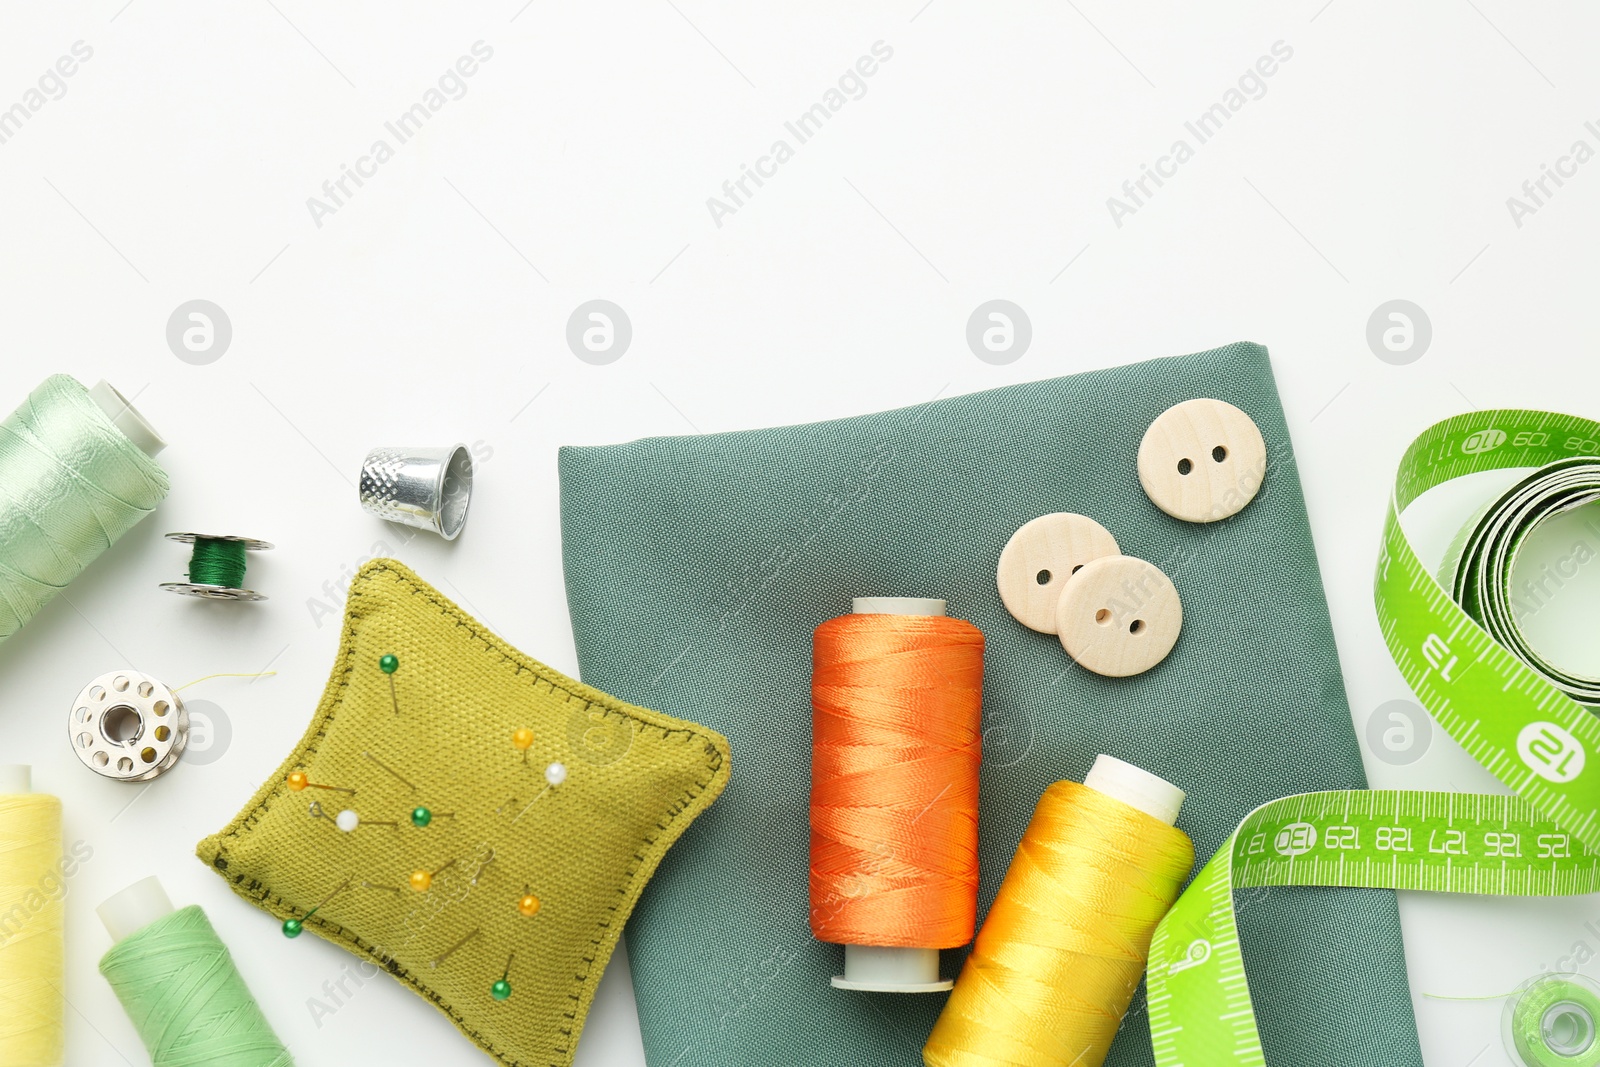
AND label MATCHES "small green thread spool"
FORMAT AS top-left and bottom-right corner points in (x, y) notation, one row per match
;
(99, 904), (293, 1067)
(1505, 973), (1600, 1066)
(160, 533), (274, 602)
